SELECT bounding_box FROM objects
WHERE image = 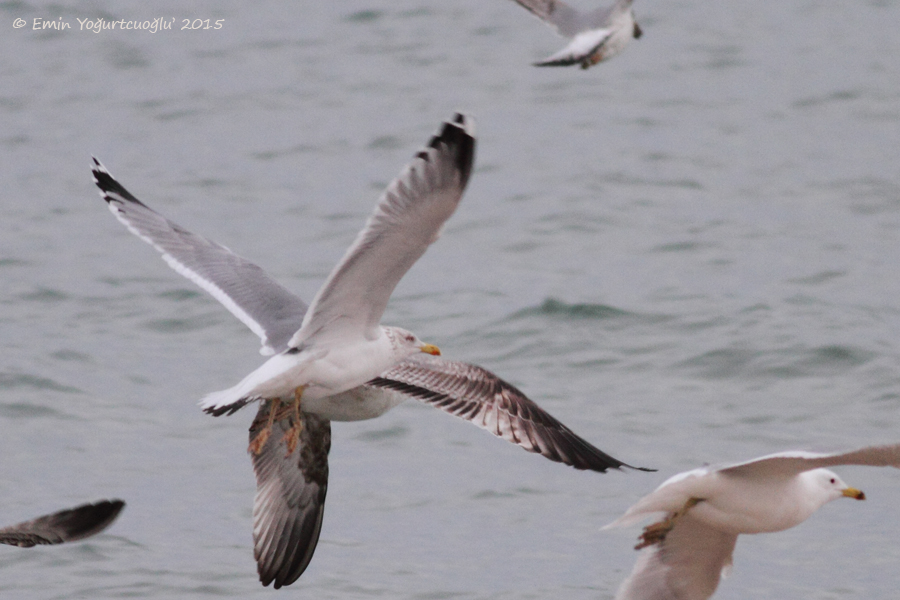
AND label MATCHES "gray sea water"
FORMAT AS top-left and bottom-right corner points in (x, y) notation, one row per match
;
(2, 0), (900, 598)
